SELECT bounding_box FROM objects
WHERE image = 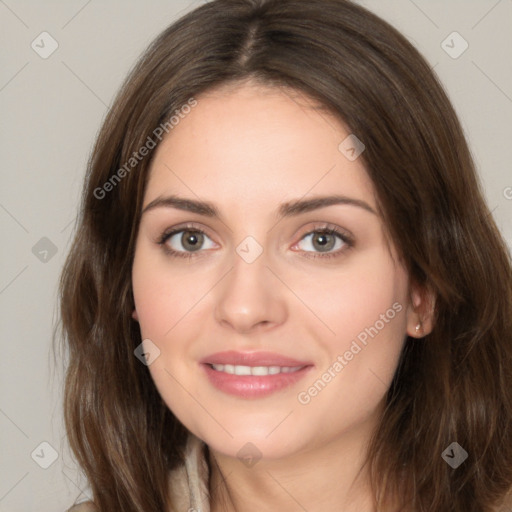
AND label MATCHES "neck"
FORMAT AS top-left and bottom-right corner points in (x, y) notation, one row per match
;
(208, 411), (381, 512)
